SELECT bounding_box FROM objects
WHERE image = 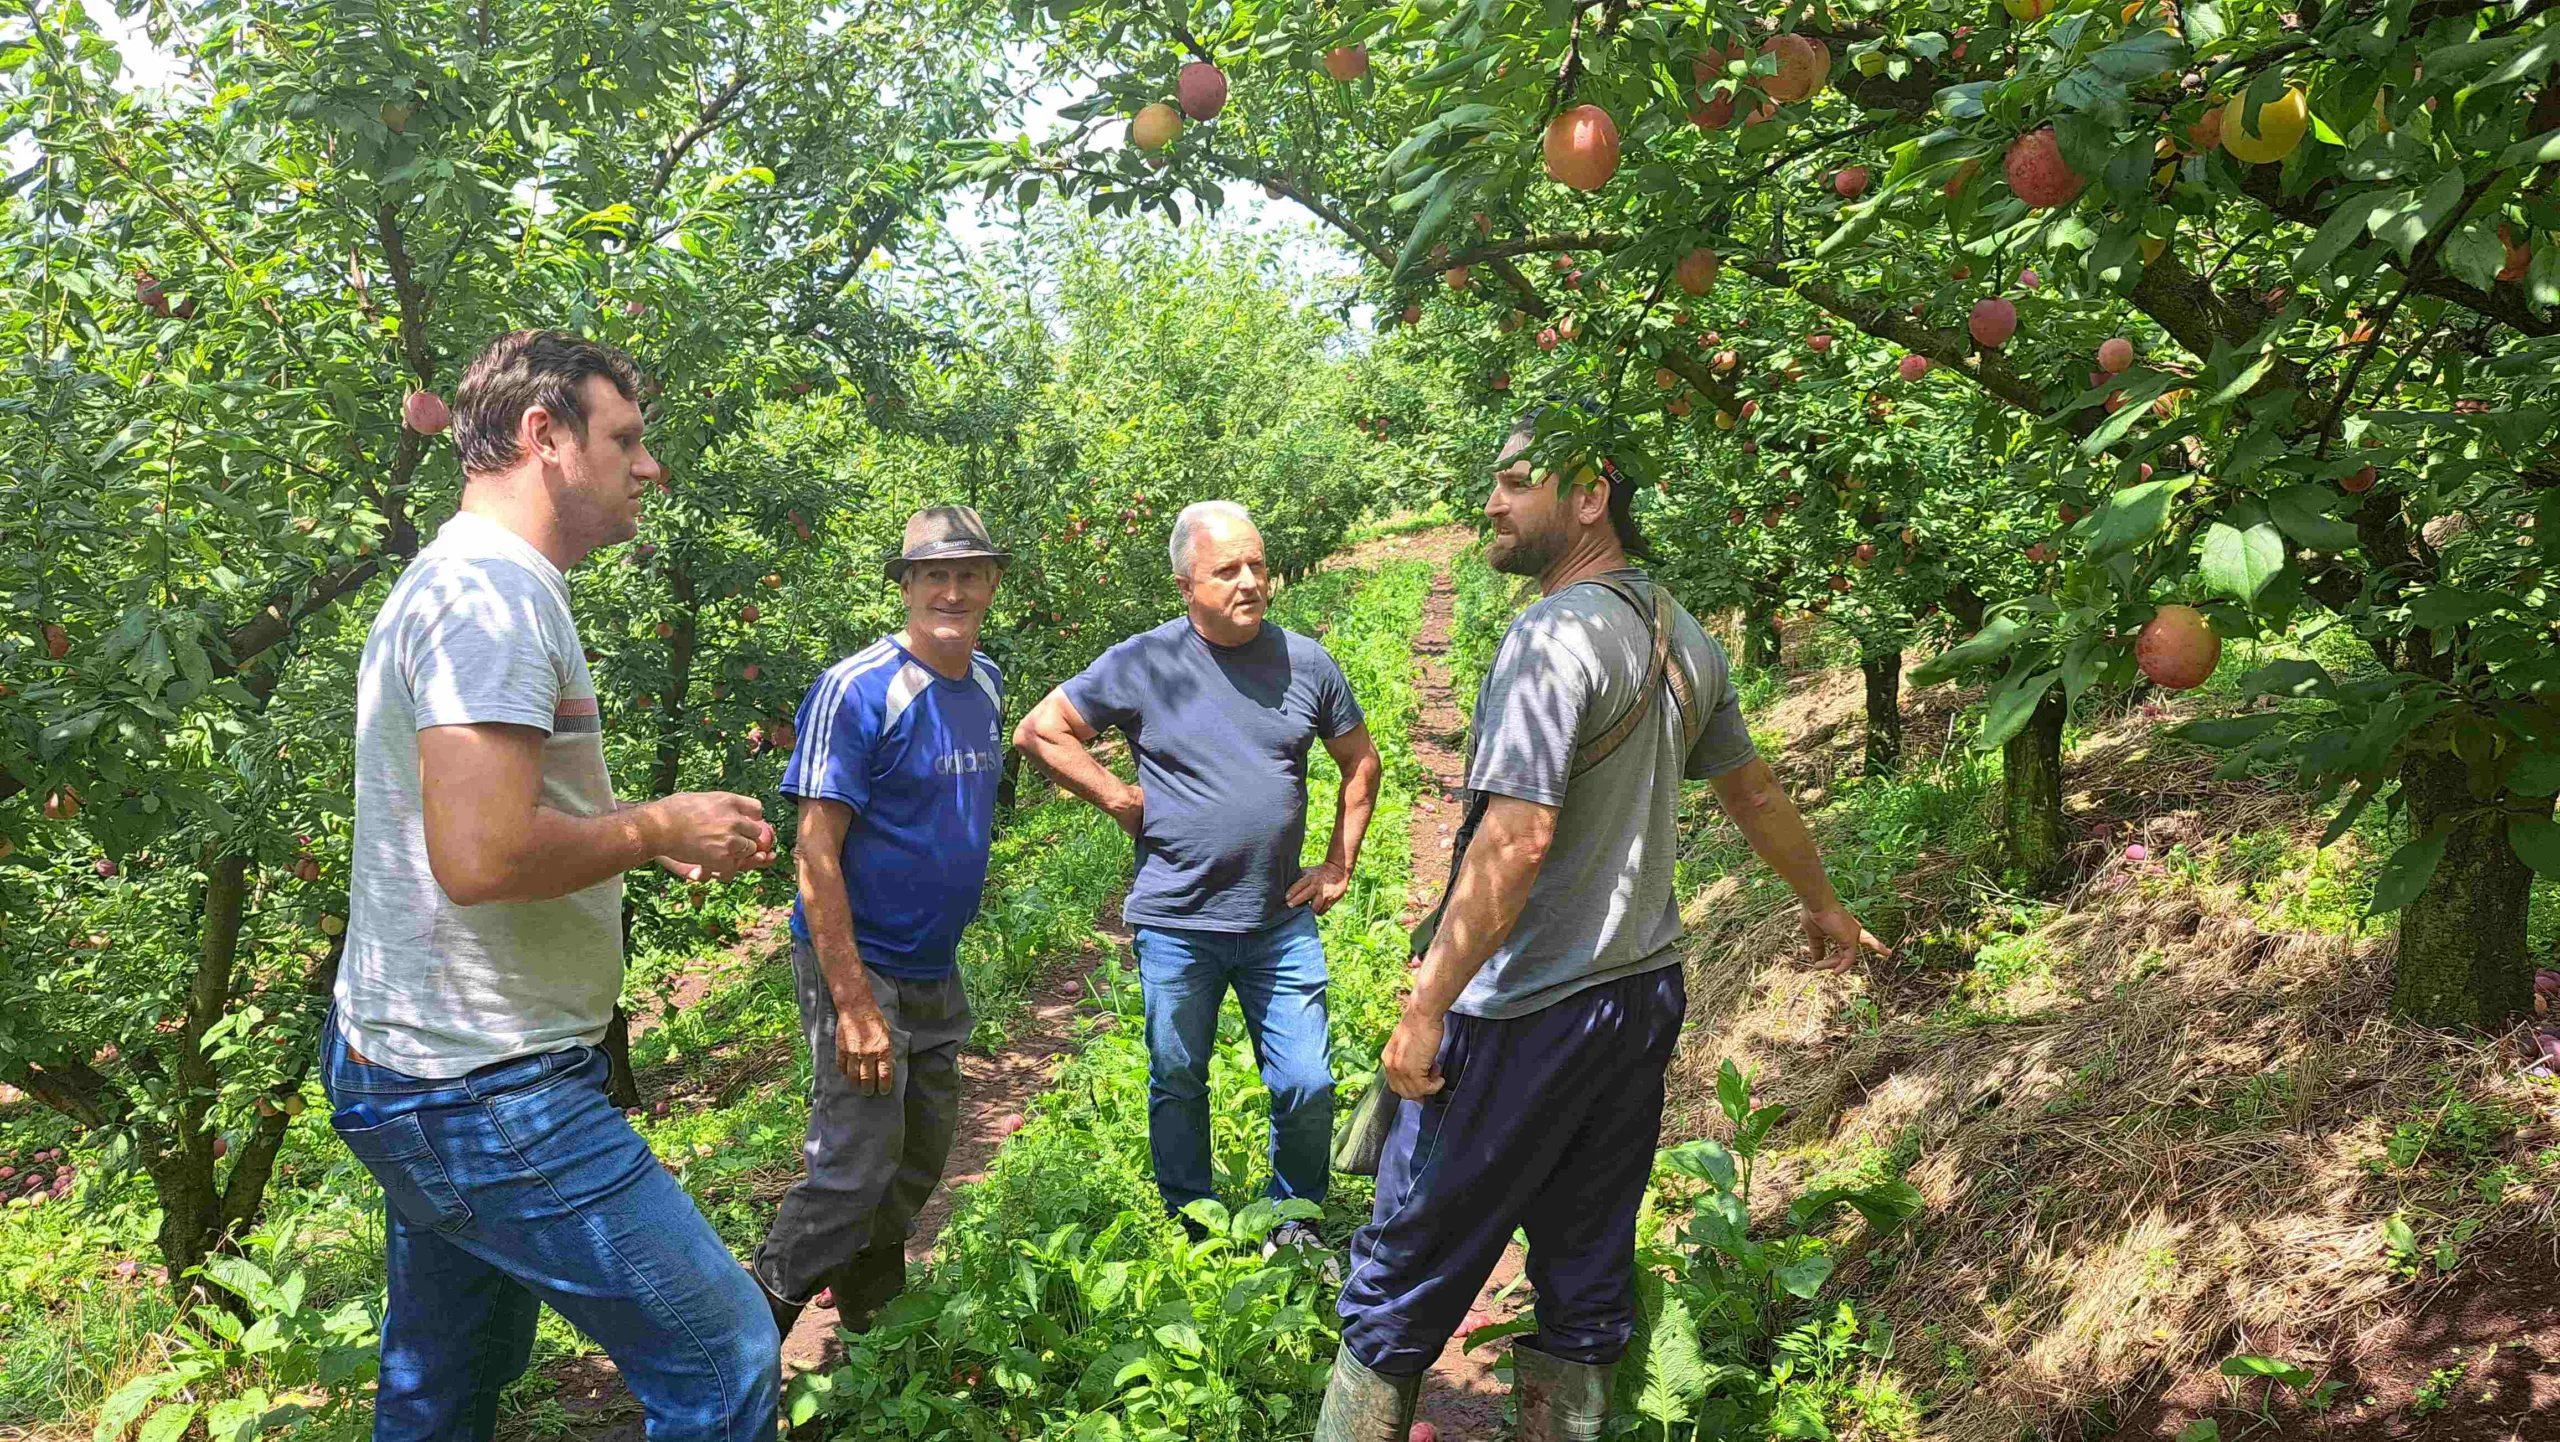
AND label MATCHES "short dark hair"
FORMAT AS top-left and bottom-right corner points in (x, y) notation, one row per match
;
(451, 330), (644, 475)
(1505, 400), (1655, 562)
